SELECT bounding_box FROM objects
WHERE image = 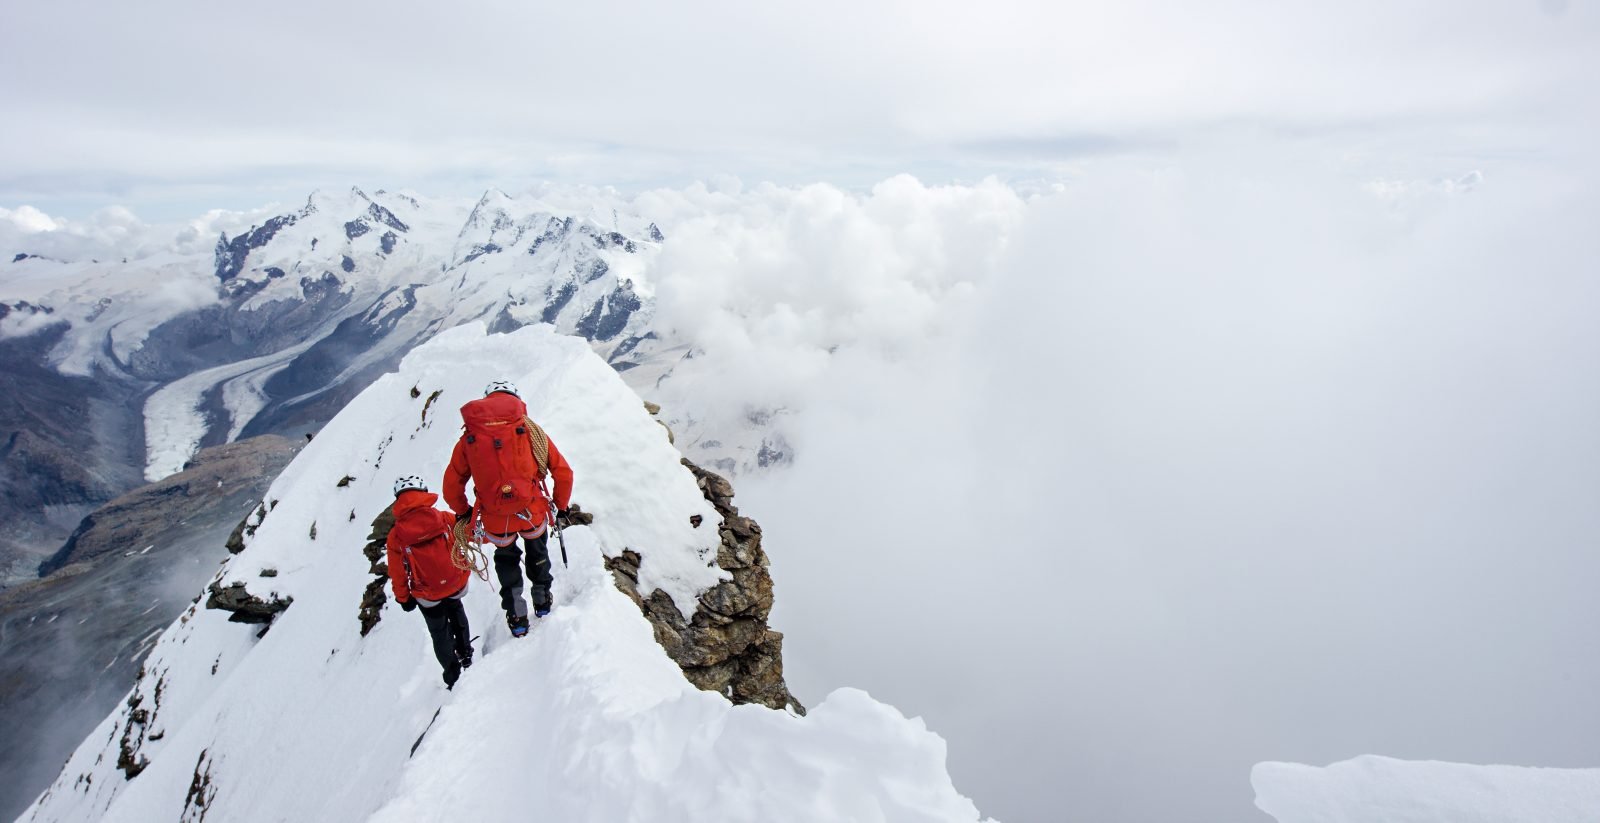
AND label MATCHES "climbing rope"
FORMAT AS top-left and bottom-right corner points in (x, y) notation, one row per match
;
(450, 515), (492, 581)
(524, 416), (551, 477)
